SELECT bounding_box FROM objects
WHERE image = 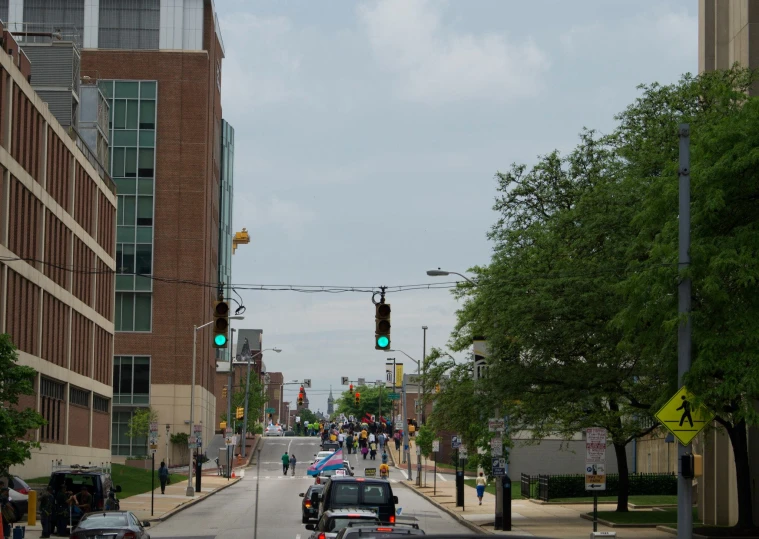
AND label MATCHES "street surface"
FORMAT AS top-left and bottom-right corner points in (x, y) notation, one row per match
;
(148, 436), (475, 538)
